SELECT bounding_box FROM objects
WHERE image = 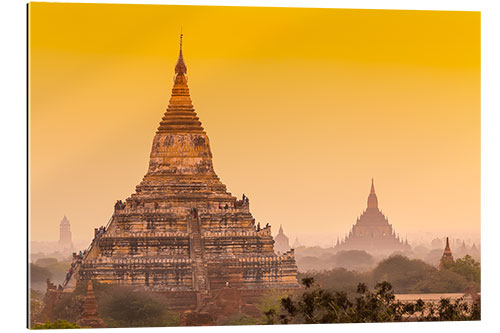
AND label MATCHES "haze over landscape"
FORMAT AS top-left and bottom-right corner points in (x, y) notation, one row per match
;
(29, 3), (480, 248)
